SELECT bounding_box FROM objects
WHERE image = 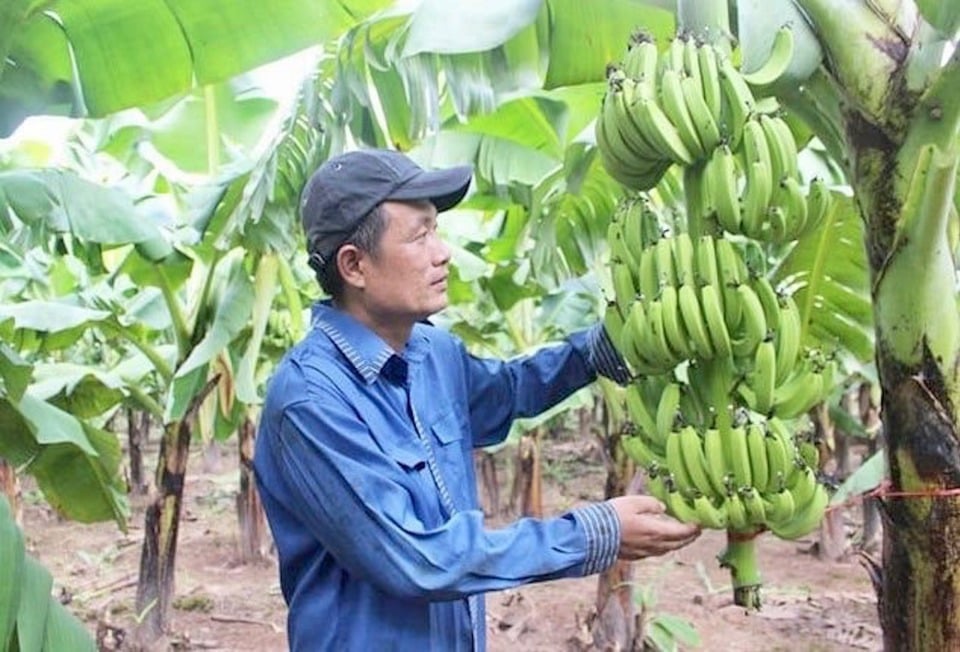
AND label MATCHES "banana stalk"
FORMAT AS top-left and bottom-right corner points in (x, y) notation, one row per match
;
(717, 531), (762, 610)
